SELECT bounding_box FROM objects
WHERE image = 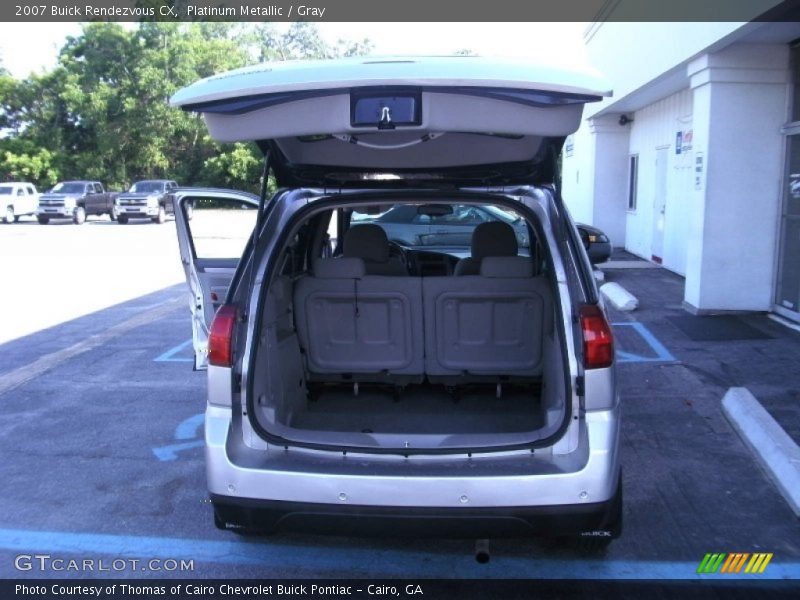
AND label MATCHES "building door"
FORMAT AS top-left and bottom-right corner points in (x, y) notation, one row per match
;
(662, 119), (693, 276)
(775, 134), (800, 320)
(651, 147), (668, 263)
